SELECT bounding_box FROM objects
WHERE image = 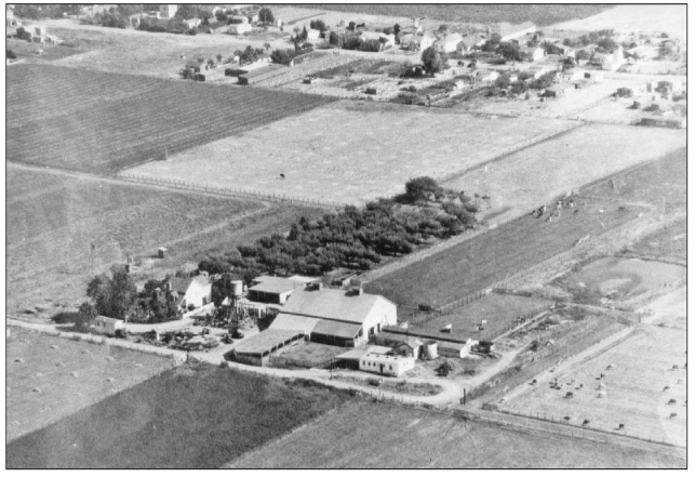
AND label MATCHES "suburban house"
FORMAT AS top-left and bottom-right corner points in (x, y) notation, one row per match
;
(360, 31), (395, 49)
(247, 275), (304, 305)
(401, 32), (435, 52)
(165, 274), (212, 310)
(91, 316), (124, 335)
(476, 69), (500, 82)
(434, 32), (463, 53)
(159, 4), (178, 19)
(359, 353), (415, 377)
(522, 46), (546, 62)
(544, 84), (570, 98)
(230, 15), (249, 24)
(498, 21), (536, 42)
